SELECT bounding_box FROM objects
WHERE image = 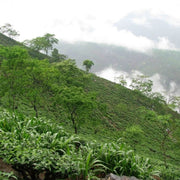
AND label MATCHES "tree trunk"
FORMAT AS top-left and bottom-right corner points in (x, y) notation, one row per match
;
(34, 104), (38, 118)
(161, 134), (168, 169)
(71, 111), (77, 134)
